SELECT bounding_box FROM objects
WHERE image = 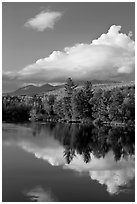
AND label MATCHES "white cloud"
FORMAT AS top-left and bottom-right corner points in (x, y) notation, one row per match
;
(24, 10), (62, 31)
(3, 25), (135, 86)
(92, 25), (134, 51)
(2, 71), (16, 80)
